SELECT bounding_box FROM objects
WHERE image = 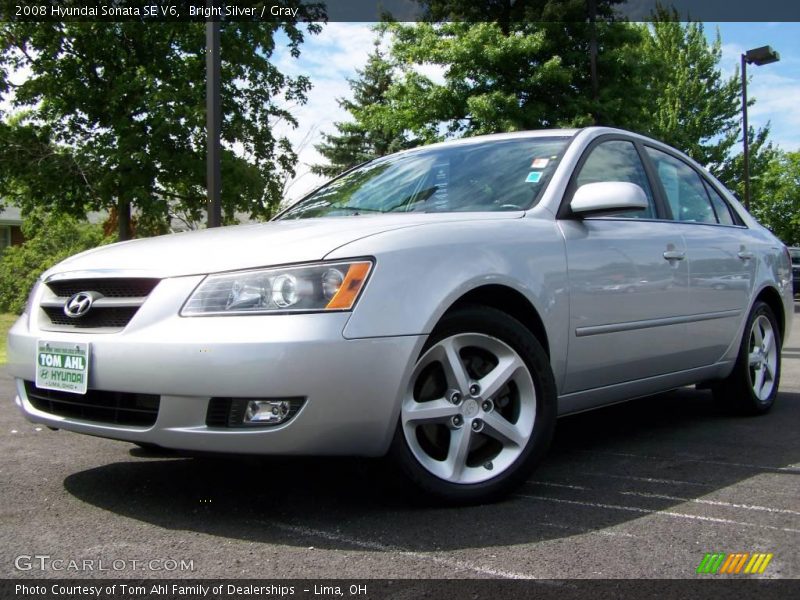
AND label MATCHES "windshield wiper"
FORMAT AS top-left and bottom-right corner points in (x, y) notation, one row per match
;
(333, 205), (386, 215)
